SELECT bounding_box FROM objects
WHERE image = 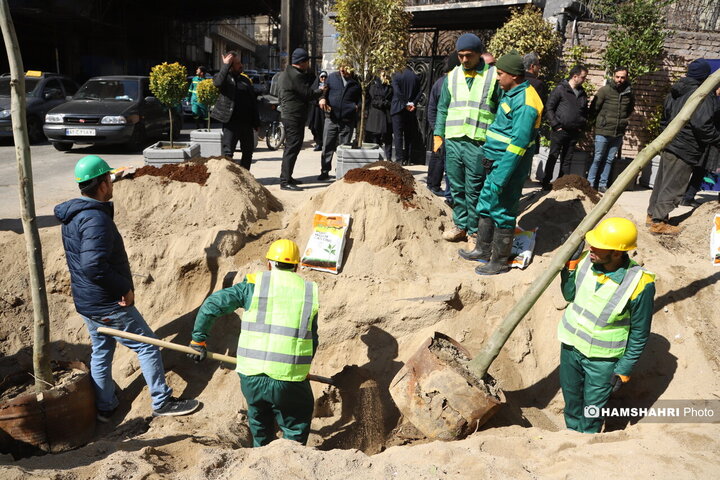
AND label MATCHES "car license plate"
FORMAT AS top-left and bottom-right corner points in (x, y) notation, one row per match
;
(66, 128), (96, 136)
